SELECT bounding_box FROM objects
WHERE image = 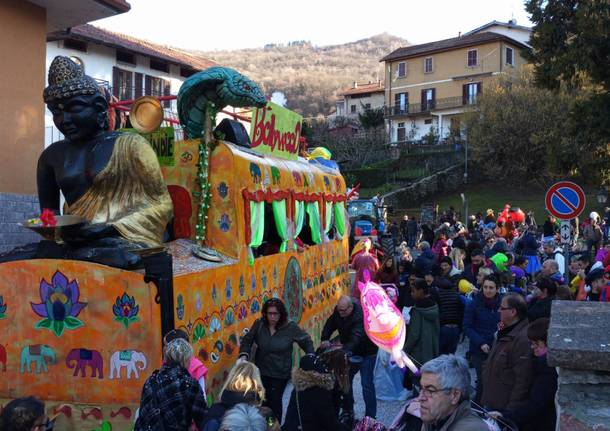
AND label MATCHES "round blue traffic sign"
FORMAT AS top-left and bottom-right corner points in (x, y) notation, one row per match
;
(545, 181), (586, 220)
